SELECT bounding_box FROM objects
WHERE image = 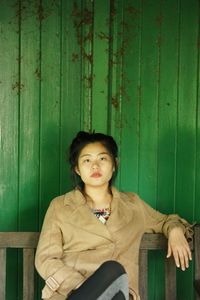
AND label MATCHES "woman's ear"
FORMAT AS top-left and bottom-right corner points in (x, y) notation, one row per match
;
(75, 166), (80, 176)
(113, 157), (119, 171)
